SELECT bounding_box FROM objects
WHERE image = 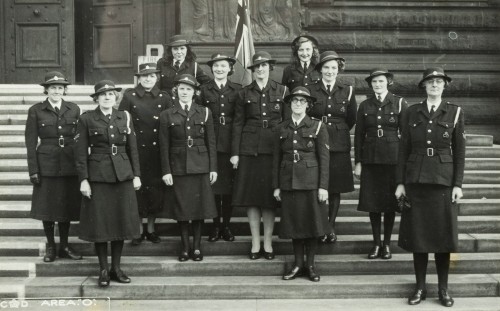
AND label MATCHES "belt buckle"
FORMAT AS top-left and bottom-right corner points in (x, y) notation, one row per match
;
(187, 137), (194, 148)
(262, 120), (268, 128)
(219, 116), (226, 125)
(427, 147), (434, 157)
(377, 129), (384, 138)
(293, 153), (300, 162)
(58, 137), (65, 147)
(321, 116), (327, 123)
(111, 144), (118, 156)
